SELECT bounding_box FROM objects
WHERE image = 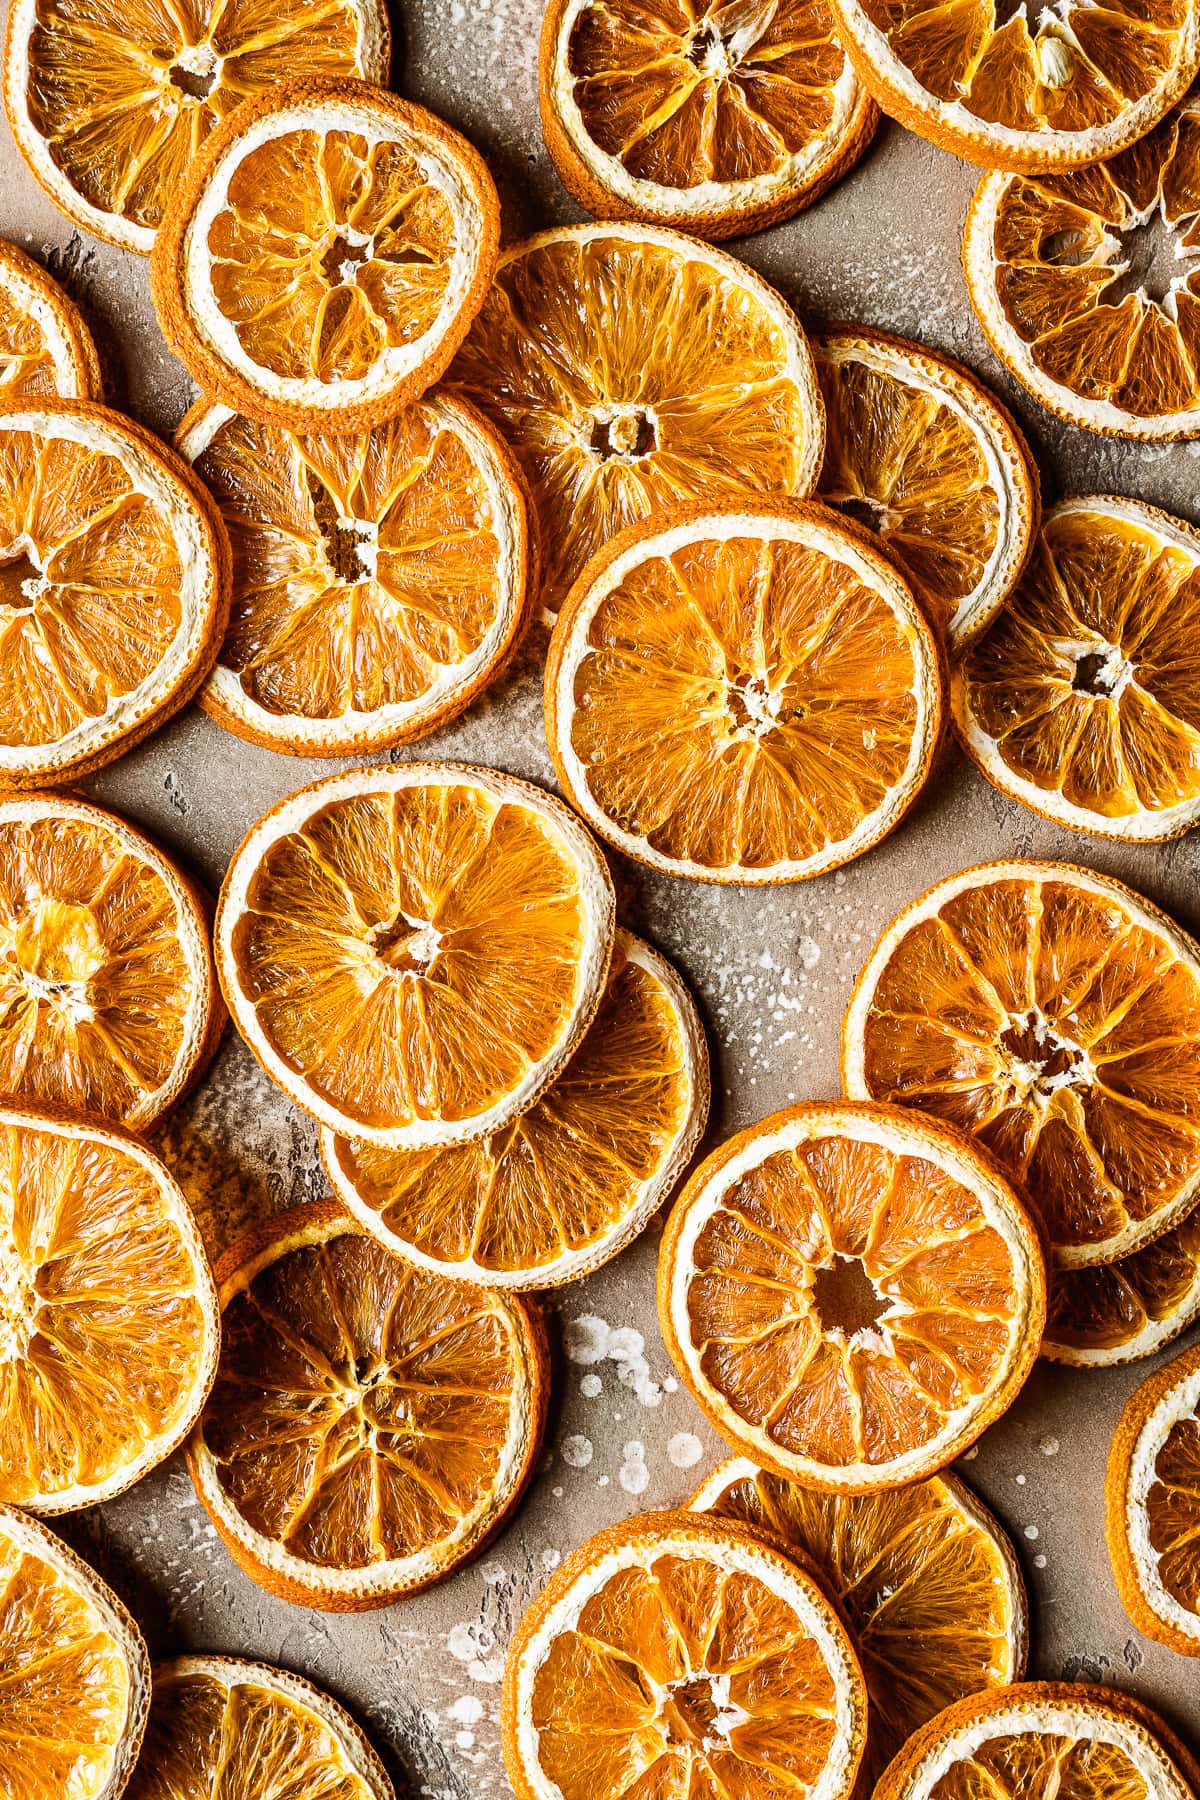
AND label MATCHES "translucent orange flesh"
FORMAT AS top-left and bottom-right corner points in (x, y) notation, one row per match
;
(858, 876), (1200, 1258)
(0, 1523), (130, 1800)
(200, 1231), (526, 1569)
(565, 0), (851, 187)
(987, 100), (1200, 420)
(233, 785), (590, 1132)
(1046, 1214), (1200, 1354)
(1145, 1406), (1200, 1616)
(0, 283), (72, 398)
(817, 350), (1001, 638)
(449, 234), (812, 609)
(194, 406), (506, 722)
(0, 817), (193, 1124)
(566, 531), (922, 870)
(531, 1545), (840, 1800)
(686, 1135), (1021, 1466)
(926, 1729), (1151, 1800)
(25, 0), (375, 235)
(0, 426), (183, 748)
(207, 130), (455, 385)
